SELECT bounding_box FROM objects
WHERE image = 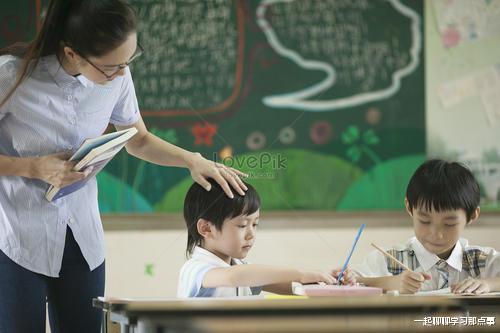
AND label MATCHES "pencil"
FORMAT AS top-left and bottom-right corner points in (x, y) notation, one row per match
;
(337, 223), (366, 284)
(370, 242), (413, 272)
